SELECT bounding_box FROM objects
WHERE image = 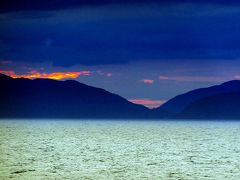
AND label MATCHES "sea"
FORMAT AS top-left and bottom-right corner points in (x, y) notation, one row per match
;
(1, 119), (240, 179)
